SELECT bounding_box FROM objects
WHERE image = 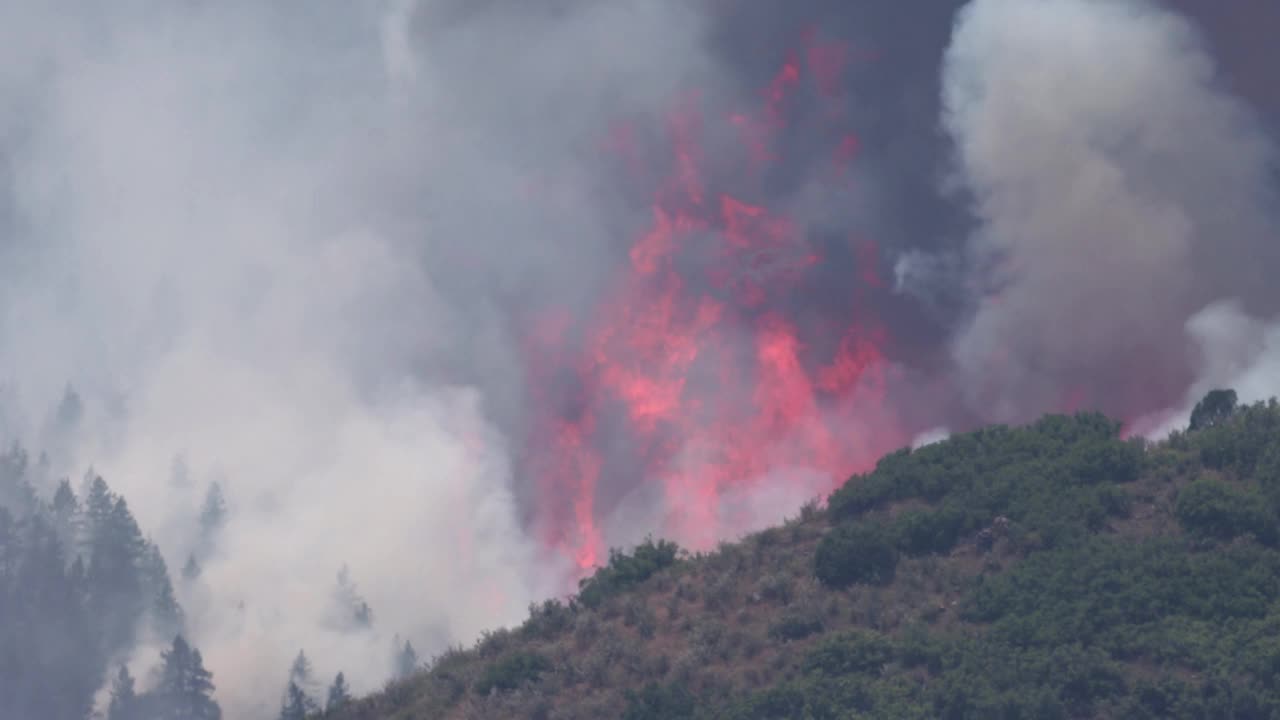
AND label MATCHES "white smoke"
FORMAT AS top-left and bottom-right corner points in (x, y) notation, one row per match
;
(941, 0), (1280, 424)
(0, 0), (715, 714)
